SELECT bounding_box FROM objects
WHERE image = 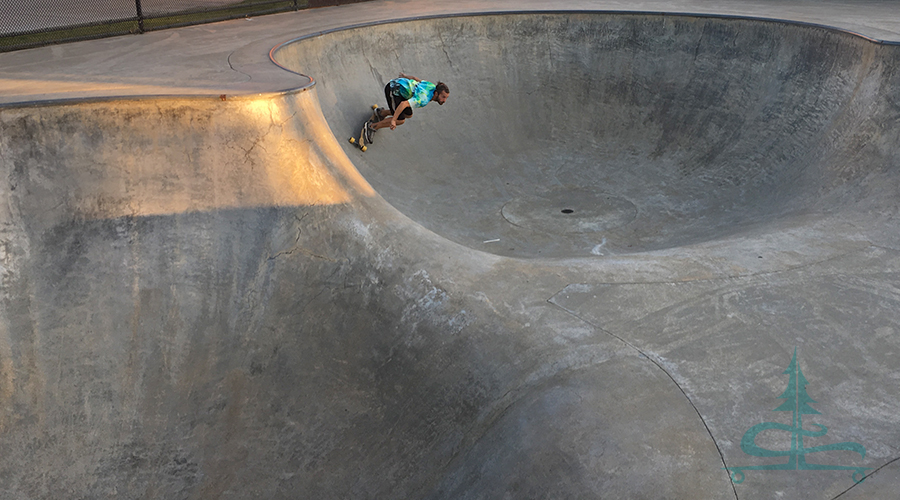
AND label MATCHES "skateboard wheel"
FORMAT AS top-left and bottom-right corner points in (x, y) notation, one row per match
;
(371, 104), (378, 110)
(349, 137), (356, 144)
(361, 146), (367, 152)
